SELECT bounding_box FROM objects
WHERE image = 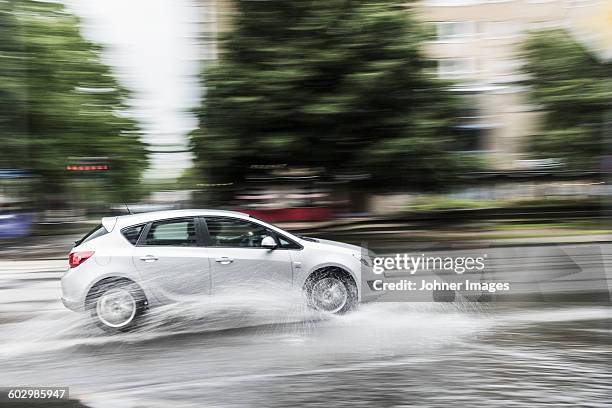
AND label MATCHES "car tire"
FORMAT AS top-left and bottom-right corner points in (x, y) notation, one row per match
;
(86, 279), (147, 333)
(304, 268), (358, 314)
